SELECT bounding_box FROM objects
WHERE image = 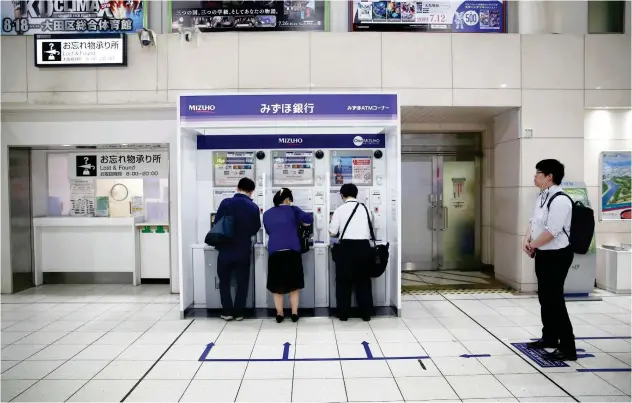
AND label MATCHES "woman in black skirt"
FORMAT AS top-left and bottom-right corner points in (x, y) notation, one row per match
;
(262, 188), (314, 323)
